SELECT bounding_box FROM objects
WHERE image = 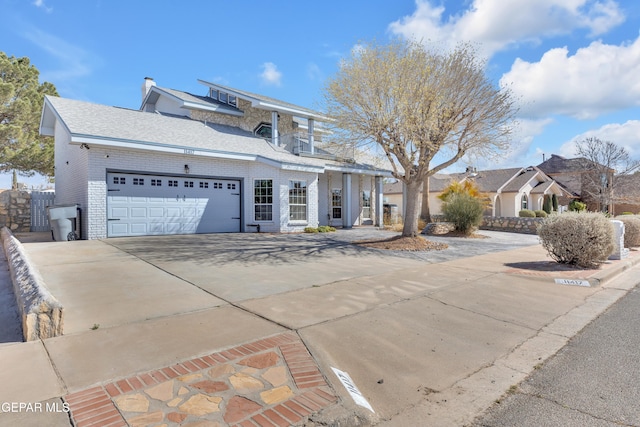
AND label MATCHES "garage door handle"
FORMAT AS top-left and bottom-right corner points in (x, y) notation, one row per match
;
(108, 218), (120, 221)
(108, 189), (120, 192)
